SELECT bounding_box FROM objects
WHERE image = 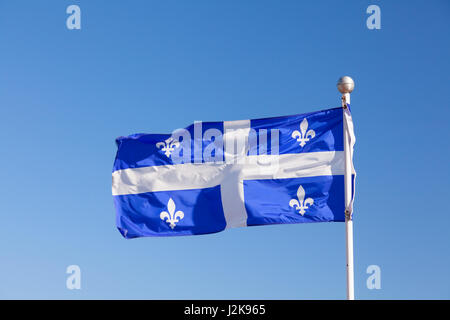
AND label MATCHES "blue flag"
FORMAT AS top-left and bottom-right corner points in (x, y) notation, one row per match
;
(112, 106), (356, 238)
